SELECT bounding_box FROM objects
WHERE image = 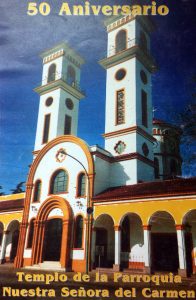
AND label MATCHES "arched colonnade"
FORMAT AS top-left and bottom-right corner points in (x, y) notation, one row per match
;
(92, 209), (196, 276)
